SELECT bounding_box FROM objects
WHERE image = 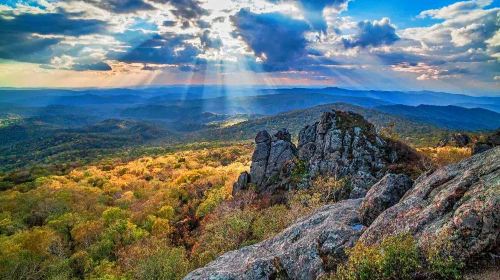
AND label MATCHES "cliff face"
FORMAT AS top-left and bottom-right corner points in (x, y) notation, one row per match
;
(186, 111), (499, 280)
(233, 110), (422, 197)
